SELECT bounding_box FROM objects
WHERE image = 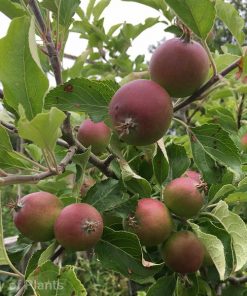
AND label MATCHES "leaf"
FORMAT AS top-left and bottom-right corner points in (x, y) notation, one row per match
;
(119, 160), (152, 197)
(41, 0), (80, 28)
(95, 227), (164, 284)
(0, 126), (32, 170)
(38, 242), (58, 266)
(93, 0), (111, 21)
(121, 18), (160, 40)
(18, 107), (66, 151)
(62, 49), (91, 80)
(208, 184), (236, 204)
(206, 107), (238, 134)
(0, 16), (49, 120)
(190, 134), (224, 184)
(212, 201), (247, 271)
(189, 222), (226, 280)
(198, 218), (235, 278)
(215, 0), (245, 47)
(190, 124), (241, 176)
(0, 192), (23, 277)
(84, 179), (128, 212)
(45, 78), (119, 122)
(152, 141), (169, 185)
(27, 261), (87, 296)
(165, 0), (215, 39)
(146, 275), (176, 296)
(166, 143), (190, 179)
(0, 0), (26, 19)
